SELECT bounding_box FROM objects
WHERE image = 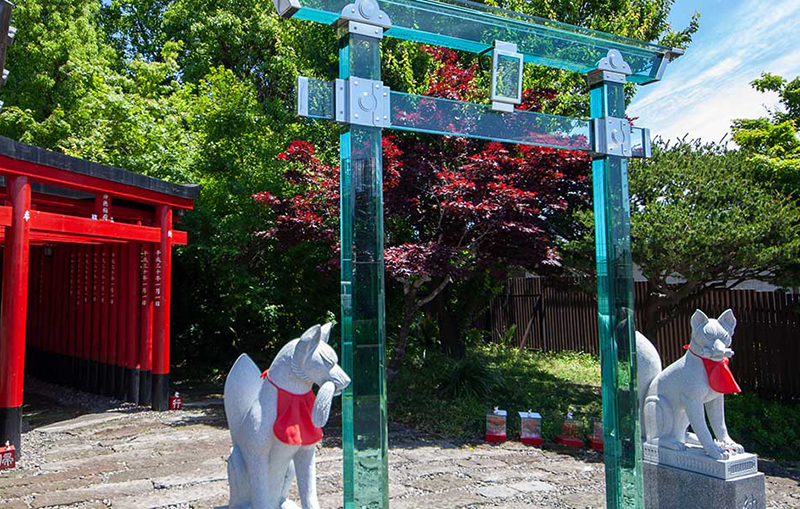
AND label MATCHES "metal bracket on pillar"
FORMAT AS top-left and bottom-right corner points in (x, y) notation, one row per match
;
(338, 0), (391, 30)
(587, 48), (631, 86)
(592, 117), (633, 158)
(337, 77), (391, 127)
